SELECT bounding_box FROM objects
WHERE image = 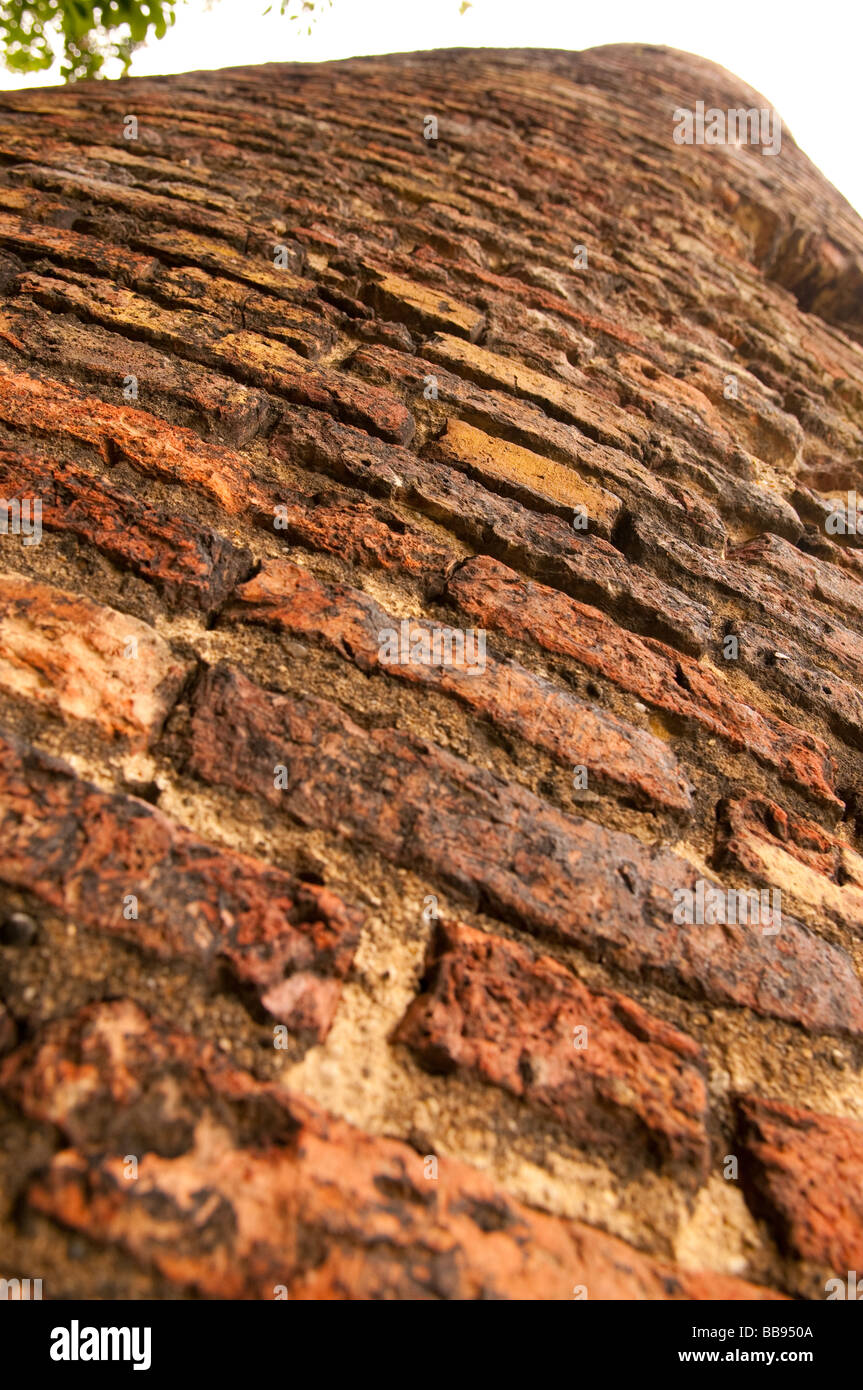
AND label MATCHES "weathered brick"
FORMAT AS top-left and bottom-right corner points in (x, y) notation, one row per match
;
(151, 263), (337, 359)
(431, 417), (623, 536)
(360, 270), (484, 340)
(0, 733), (361, 1037)
(18, 271), (415, 444)
(134, 226), (316, 301)
(4, 1001), (779, 1299)
(3, 41), (862, 1304)
(447, 555), (840, 807)
(716, 797), (863, 939)
(0, 1003), (15, 1056)
(0, 300), (274, 445)
(622, 511), (863, 692)
(734, 616), (863, 755)
(350, 343), (724, 550)
(729, 532), (863, 632)
(395, 920), (709, 1180)
(0, 574), (190, 744)
(737, 1097), (863, 1273)
(261, 490), (458, 584)
(0, 361), (259, 513)
(619, 350), (802, 475)
(424, 332), (648, 452)
(226, 558), (694, 813)
(0, 211), (159, 287)
(0, 451), (252, 615)
(181, 663), (863, 1036)
(12, 165), (250, 247)
(274, 407), (712, 654)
